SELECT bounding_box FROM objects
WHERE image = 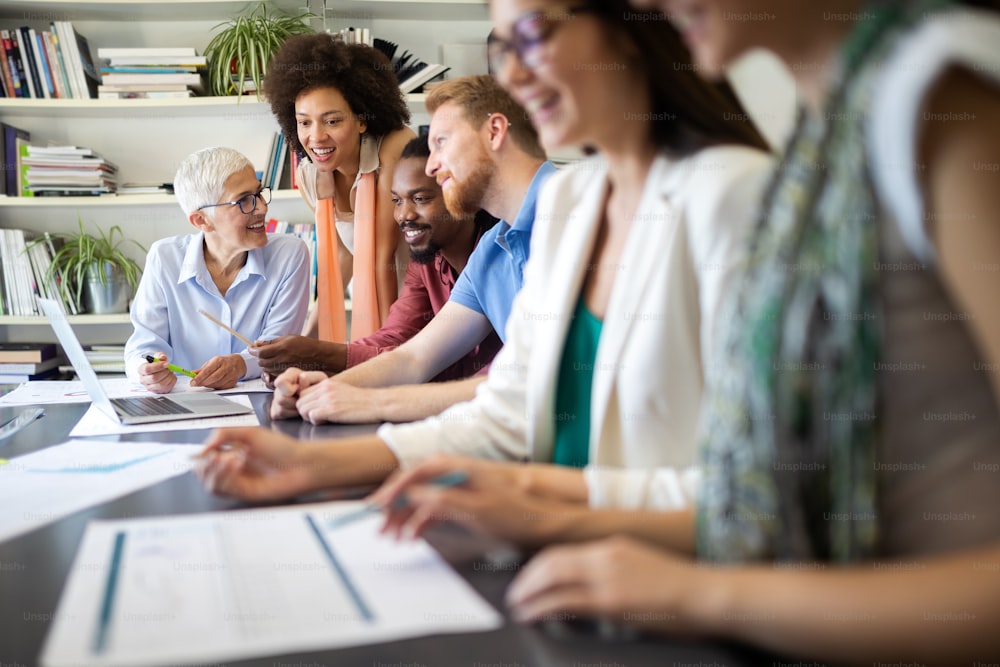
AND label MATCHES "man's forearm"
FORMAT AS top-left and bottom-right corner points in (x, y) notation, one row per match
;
(371, 376), (486, 422)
